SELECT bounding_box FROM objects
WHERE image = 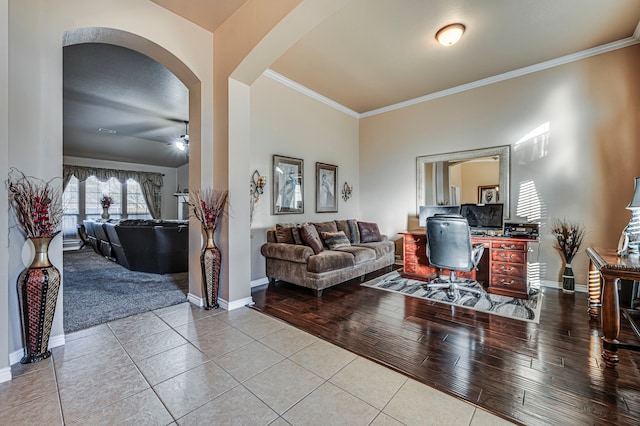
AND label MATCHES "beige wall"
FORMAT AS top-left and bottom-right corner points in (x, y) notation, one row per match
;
(360, 44), (640, 285)
(249, 74), (360, 281)
(459, 161), (500, 204)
